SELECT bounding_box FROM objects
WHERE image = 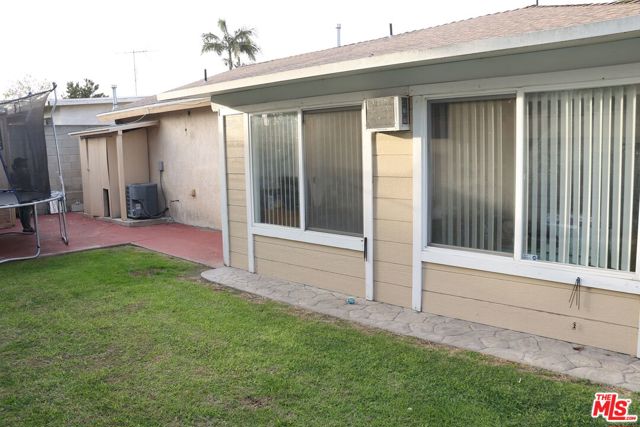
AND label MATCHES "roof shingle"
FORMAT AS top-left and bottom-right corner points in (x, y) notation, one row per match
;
(169, 2), (640, 94)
